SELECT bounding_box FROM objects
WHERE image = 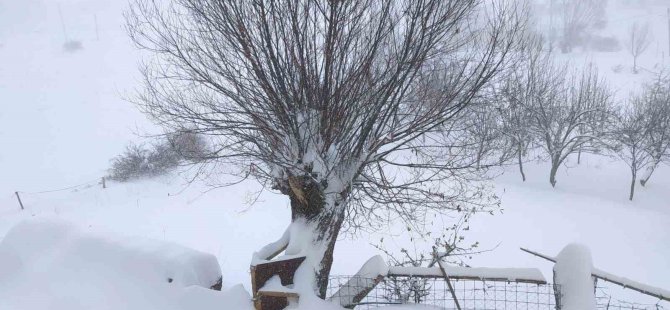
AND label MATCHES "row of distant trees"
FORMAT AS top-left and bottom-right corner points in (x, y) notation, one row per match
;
(465, 36), (670, 201)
